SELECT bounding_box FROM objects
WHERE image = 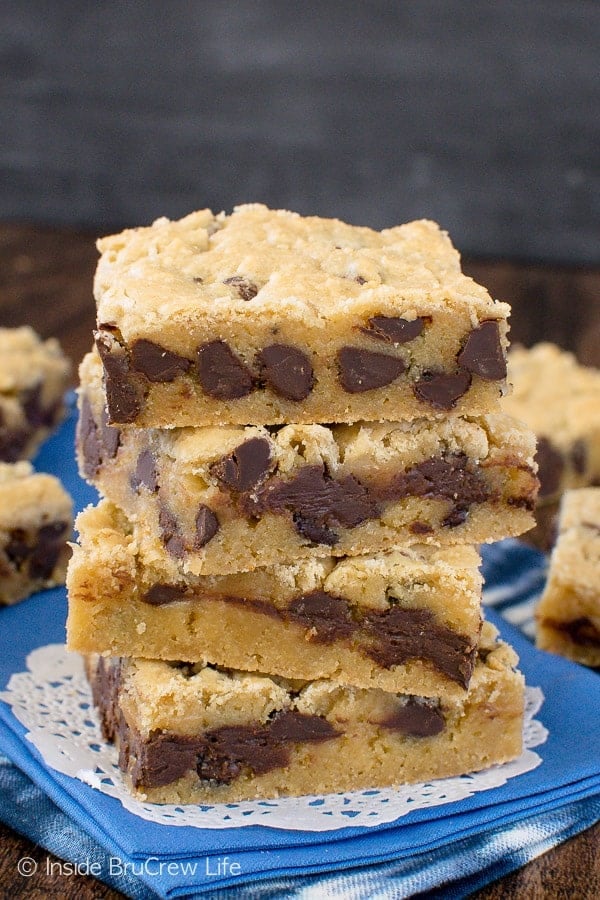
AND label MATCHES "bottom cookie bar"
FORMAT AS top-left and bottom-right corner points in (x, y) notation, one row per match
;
(87, 621), (524, 804)
(0, 462), (73, 605)
(536, 488), (600, 667)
